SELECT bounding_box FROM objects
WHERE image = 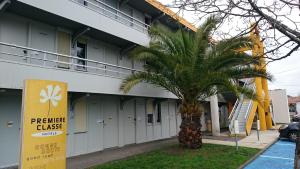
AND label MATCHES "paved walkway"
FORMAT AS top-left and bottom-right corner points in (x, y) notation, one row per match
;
(243, 140), (295, 169)
(203, 130), (279, 149)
